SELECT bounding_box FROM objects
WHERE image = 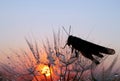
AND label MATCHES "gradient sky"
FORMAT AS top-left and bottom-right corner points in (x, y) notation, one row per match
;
(0, 0), (120, 55)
